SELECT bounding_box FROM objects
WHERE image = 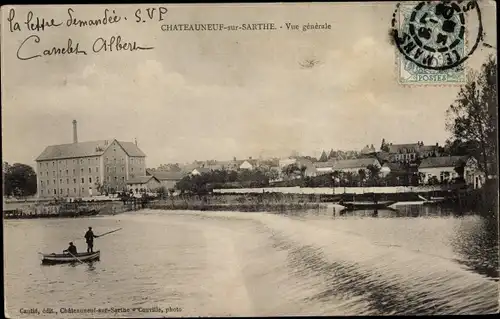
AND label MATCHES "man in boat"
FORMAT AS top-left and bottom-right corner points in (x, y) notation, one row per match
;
(84, 227), (99, 253)
(63, 242), (77, 255)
